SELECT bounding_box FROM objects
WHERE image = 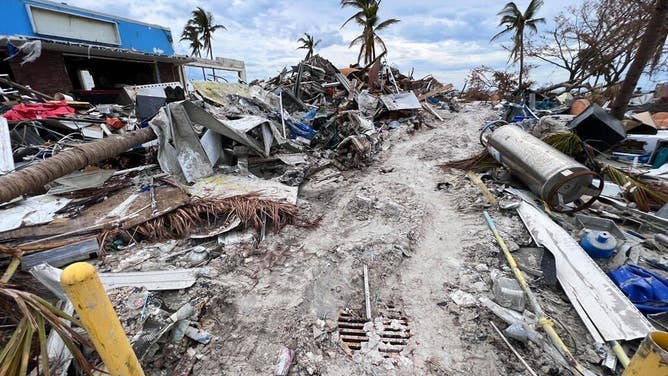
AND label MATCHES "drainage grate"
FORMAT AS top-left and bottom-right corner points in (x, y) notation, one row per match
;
(337, 307), (411, 356)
